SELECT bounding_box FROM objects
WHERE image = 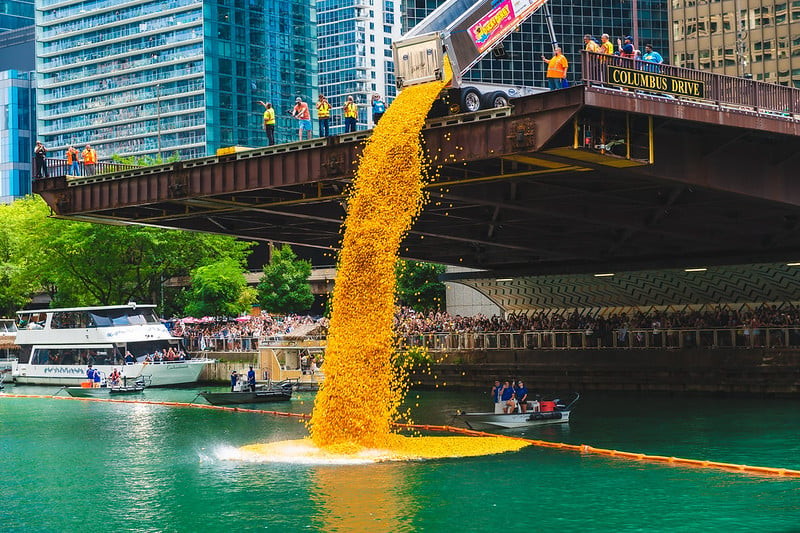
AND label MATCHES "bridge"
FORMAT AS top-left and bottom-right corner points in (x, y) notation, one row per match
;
(33, 53), (800, 309)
